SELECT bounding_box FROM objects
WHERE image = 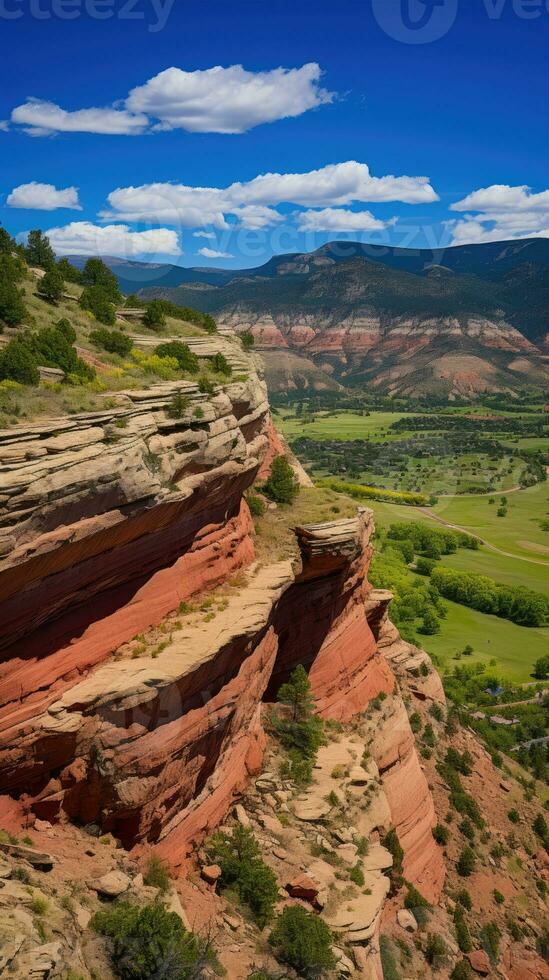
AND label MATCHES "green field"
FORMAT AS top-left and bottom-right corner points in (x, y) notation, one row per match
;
(280, 409), (547, 496)
(285, 409), (549, 686)
(432, 482), (549, 562)
(442, 547), (549, 592)
(279, 410), (409, 441)
(421, 599), (549, 684)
